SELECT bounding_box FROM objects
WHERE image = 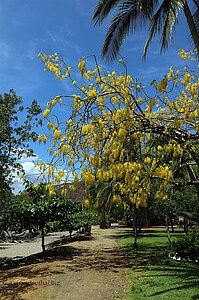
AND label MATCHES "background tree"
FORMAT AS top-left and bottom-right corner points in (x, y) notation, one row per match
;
(92, 0), (199, 61)
(0, 90), (42, 202)
(86, 180), (114, 228)
(0, 182), (98, 253)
